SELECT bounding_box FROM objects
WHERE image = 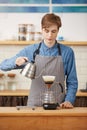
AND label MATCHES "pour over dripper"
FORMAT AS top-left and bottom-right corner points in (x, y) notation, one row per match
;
(42, 76), (59, 110)
(42, 75), (55, 89)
